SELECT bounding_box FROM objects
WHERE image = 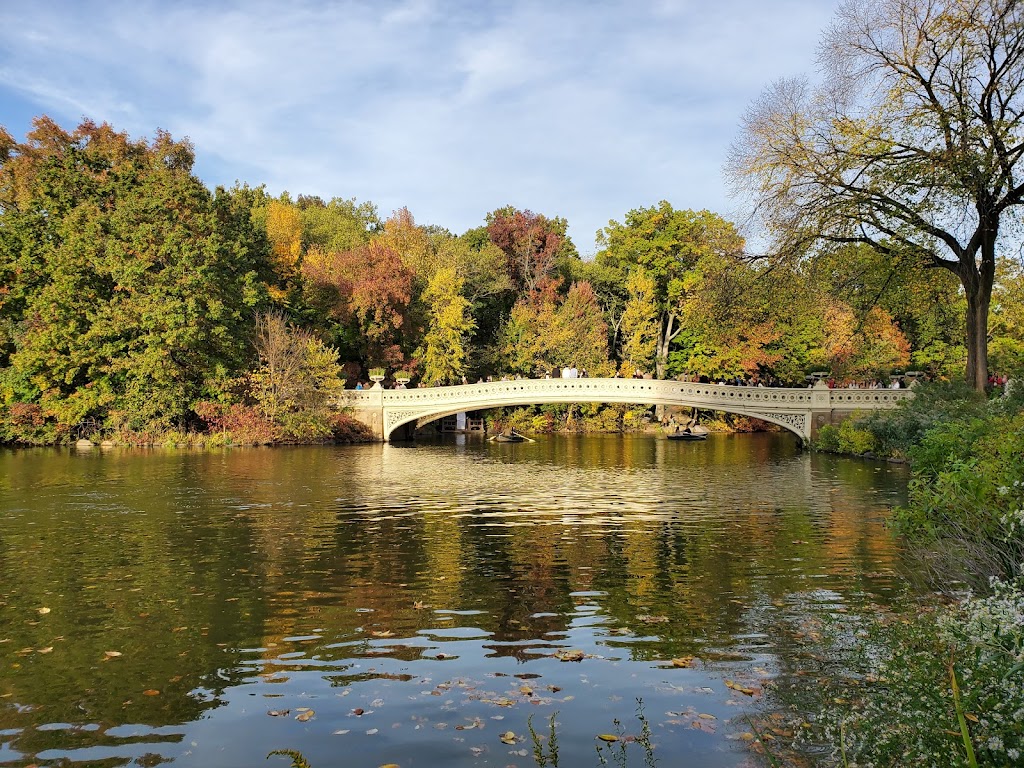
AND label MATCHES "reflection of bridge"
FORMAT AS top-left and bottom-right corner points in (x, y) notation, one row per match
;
(335, 378), (912, 443)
